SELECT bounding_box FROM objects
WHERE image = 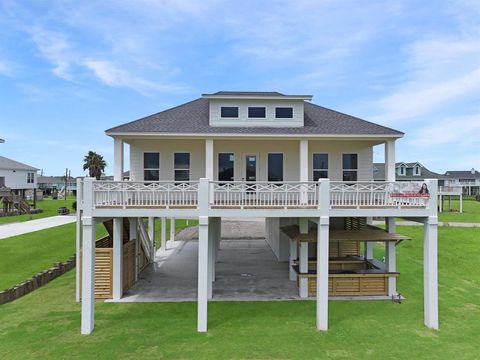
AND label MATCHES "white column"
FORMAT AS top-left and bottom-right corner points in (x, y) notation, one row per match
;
(148, 217), (155, 260)
(197, 215), (209, 332)
(385, 140), (396, 182)
(81, 178), (95, 335)
(424, 216), (439, 329)
(460, 192), (463, 213)
(112, 217), (123, 300)
(299, 218), (309, 297)
(299, 140), (309, 204)
(205, 139), (214, 204)
(207, 218), (214, 299)
(81, 216), (96, 334)
(161, 217), (167, 250)
(317, 178), (330, 331)
(365, 242), (374, 259)
(170, 217), (175, 241)
(75, 178), (83, 303)
(197, 178), (210, 332)
(129, 218), (138, 281)
(386, 217), (397, 296)
(289, 239), (298, 281)
(316, 216), (330, 331)
(113, 138), (124, 181)
(424, 178), (438, 330)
